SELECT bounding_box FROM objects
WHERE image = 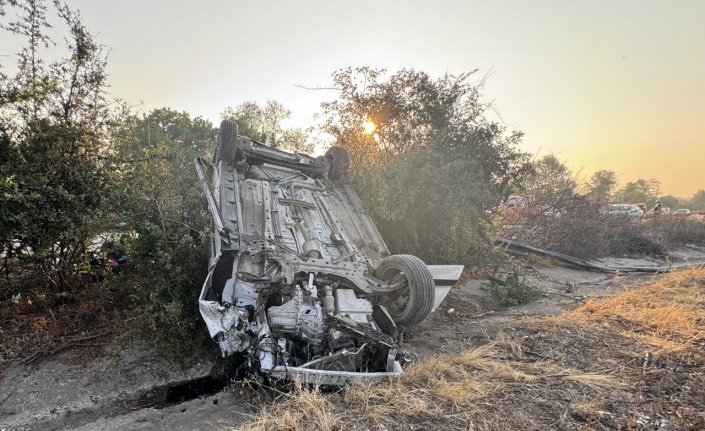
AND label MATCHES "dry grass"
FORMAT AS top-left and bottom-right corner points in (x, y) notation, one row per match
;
(231, 382), (343, 431)
(229, 340), (618, 430)
(562, 373), (622, 390)
(551, 268), (705, 355)
(230, 268), (705, 430)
